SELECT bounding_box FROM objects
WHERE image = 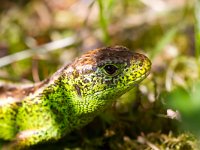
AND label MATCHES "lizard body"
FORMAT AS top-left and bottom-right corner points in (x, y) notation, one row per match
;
(0, 46), (151, 149)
